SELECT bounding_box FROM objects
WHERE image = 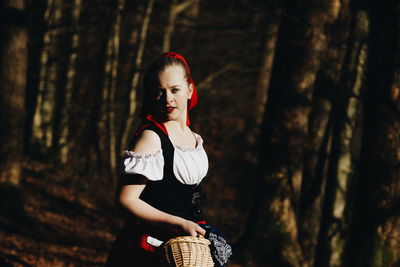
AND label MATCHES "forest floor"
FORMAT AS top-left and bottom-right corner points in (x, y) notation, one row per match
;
(0, 159), (123, 267)
(0, 159), (243, 267)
